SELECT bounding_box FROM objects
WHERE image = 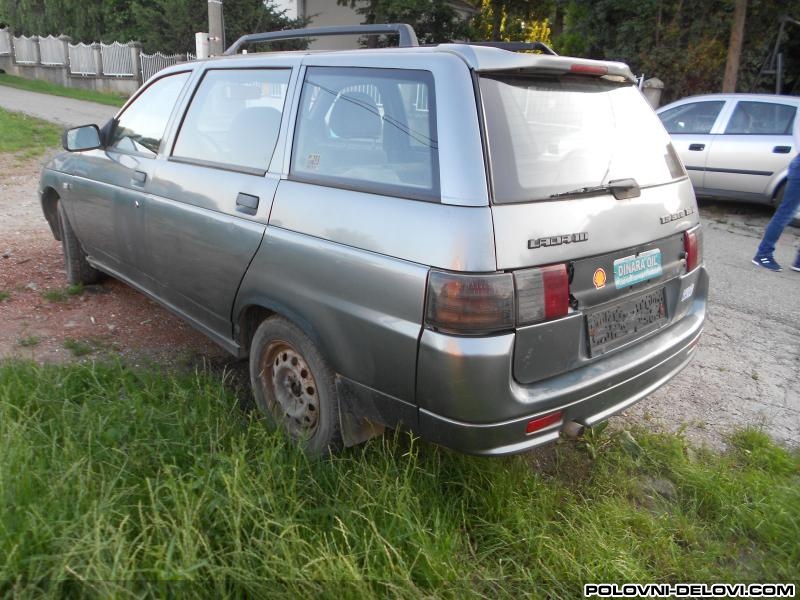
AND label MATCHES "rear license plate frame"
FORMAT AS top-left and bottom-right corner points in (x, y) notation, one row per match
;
(586, 286), (668, 357)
